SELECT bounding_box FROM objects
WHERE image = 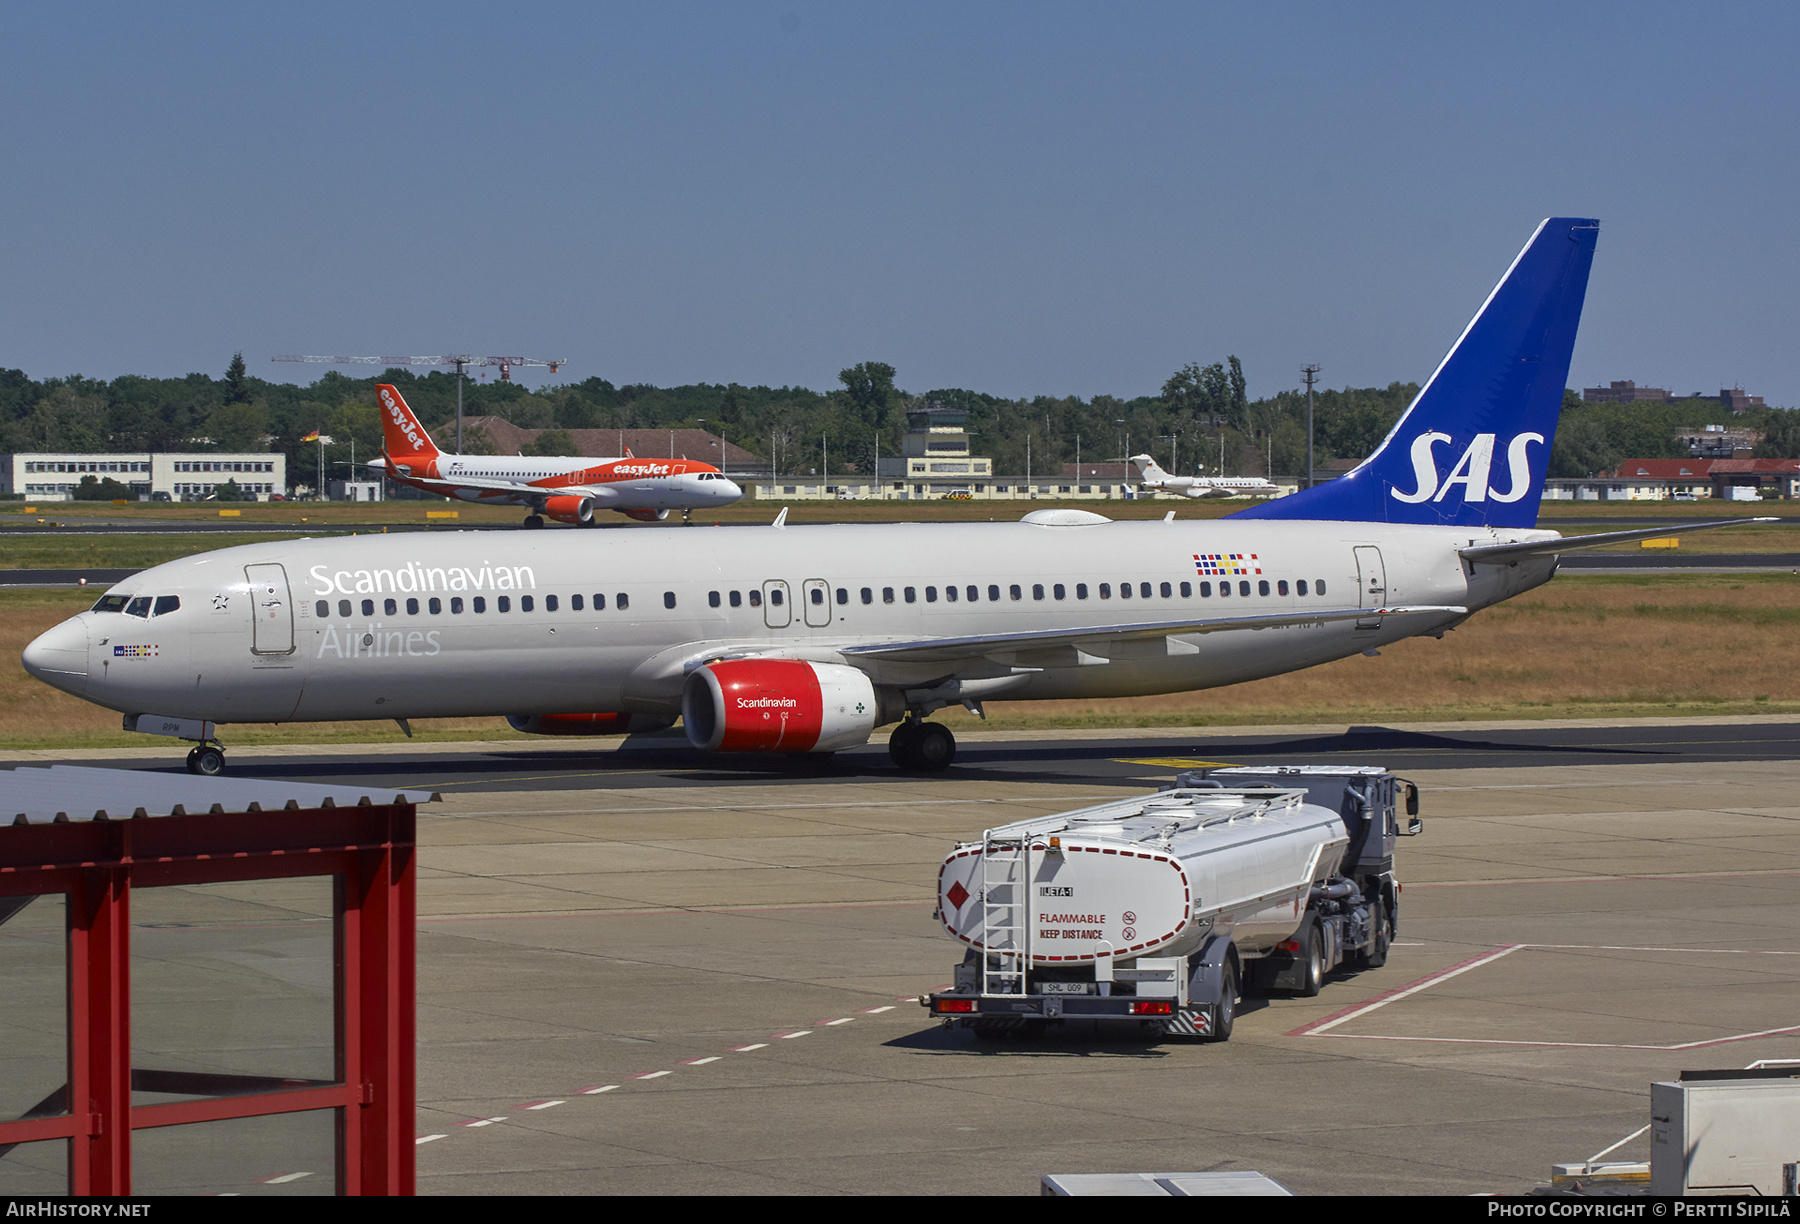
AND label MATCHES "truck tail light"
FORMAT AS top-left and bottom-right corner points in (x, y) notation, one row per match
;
(1276, 939), (1300, 953)
(1128, 1001), (1173, 1016)
(935, 998), (974, 1014)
